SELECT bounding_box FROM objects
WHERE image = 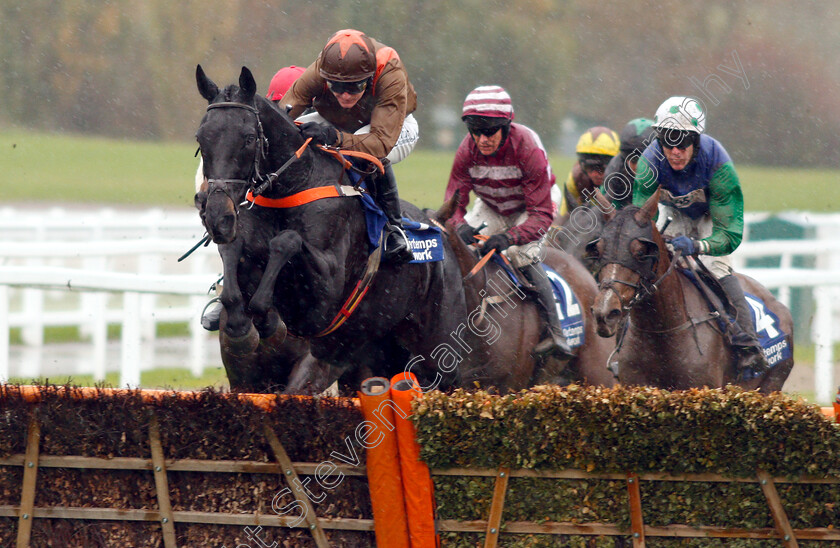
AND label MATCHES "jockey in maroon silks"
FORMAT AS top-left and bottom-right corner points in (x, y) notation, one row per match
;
(445, 85), (573, 359)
